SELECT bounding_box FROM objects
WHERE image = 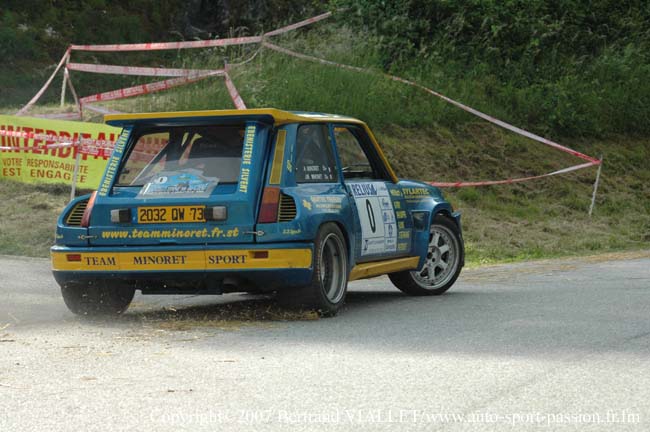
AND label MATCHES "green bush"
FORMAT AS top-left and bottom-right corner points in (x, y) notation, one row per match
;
(331, 0), (650, 137)
(5, 0), (650, 138)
